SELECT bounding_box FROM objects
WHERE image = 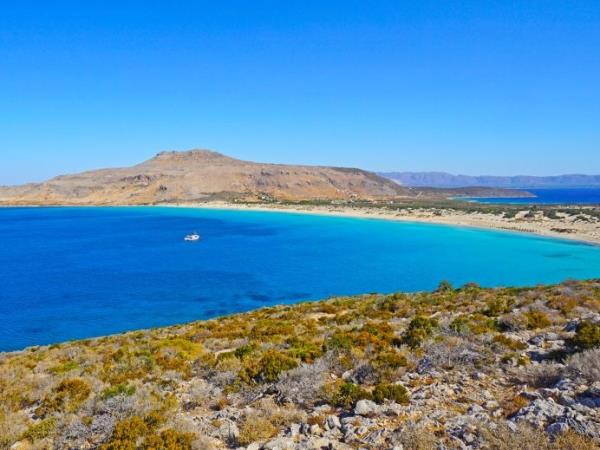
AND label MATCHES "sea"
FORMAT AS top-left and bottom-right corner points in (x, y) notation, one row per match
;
(467, 187), (600, 205)
(1, 206), (600, 351)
